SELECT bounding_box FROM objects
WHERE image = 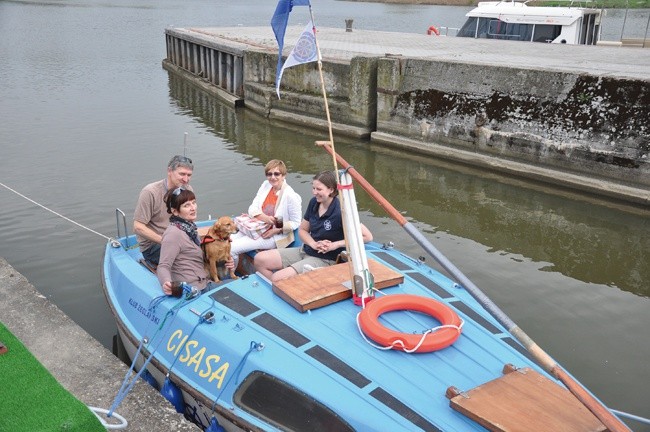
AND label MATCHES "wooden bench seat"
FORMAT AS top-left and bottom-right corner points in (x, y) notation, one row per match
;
(446, 365), (607, 432)
(272, 259), (404, 312)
